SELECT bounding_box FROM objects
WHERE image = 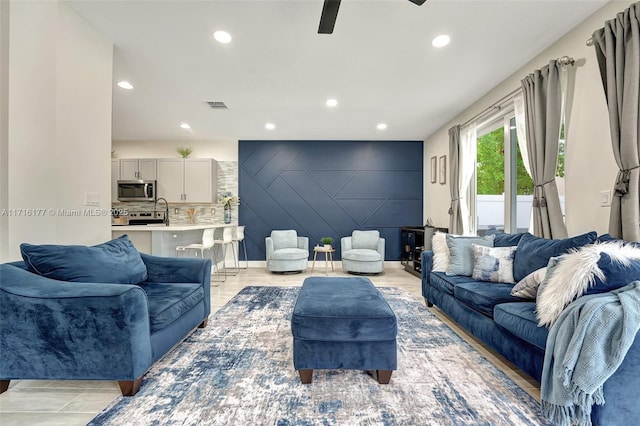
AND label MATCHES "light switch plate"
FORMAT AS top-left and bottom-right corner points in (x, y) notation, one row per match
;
(84, 192), (100, 206)
(600, 190), (612, 207)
